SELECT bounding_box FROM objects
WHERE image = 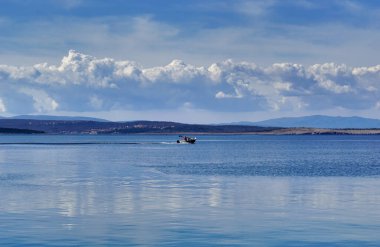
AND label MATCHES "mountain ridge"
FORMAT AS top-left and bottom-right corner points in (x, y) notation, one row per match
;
(230, 115), (380, 129)
(1, 115), (110, 122)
